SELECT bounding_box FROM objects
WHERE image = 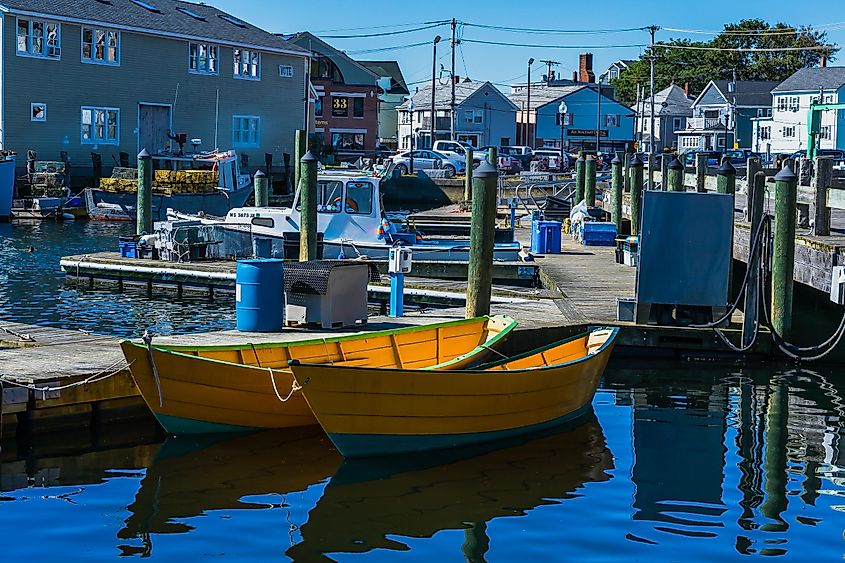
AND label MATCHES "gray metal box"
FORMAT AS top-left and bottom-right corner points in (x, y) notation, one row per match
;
(637, 191), (733, 307)
(284, 263), (370, 329)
